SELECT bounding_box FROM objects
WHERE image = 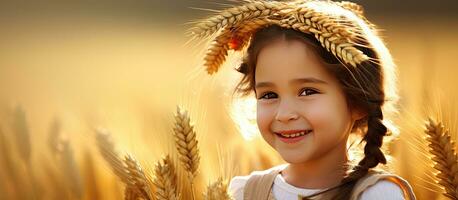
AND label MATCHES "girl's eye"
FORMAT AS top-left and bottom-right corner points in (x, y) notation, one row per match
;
(300, 88), (319, 96)
(259, 92), (278, 99)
